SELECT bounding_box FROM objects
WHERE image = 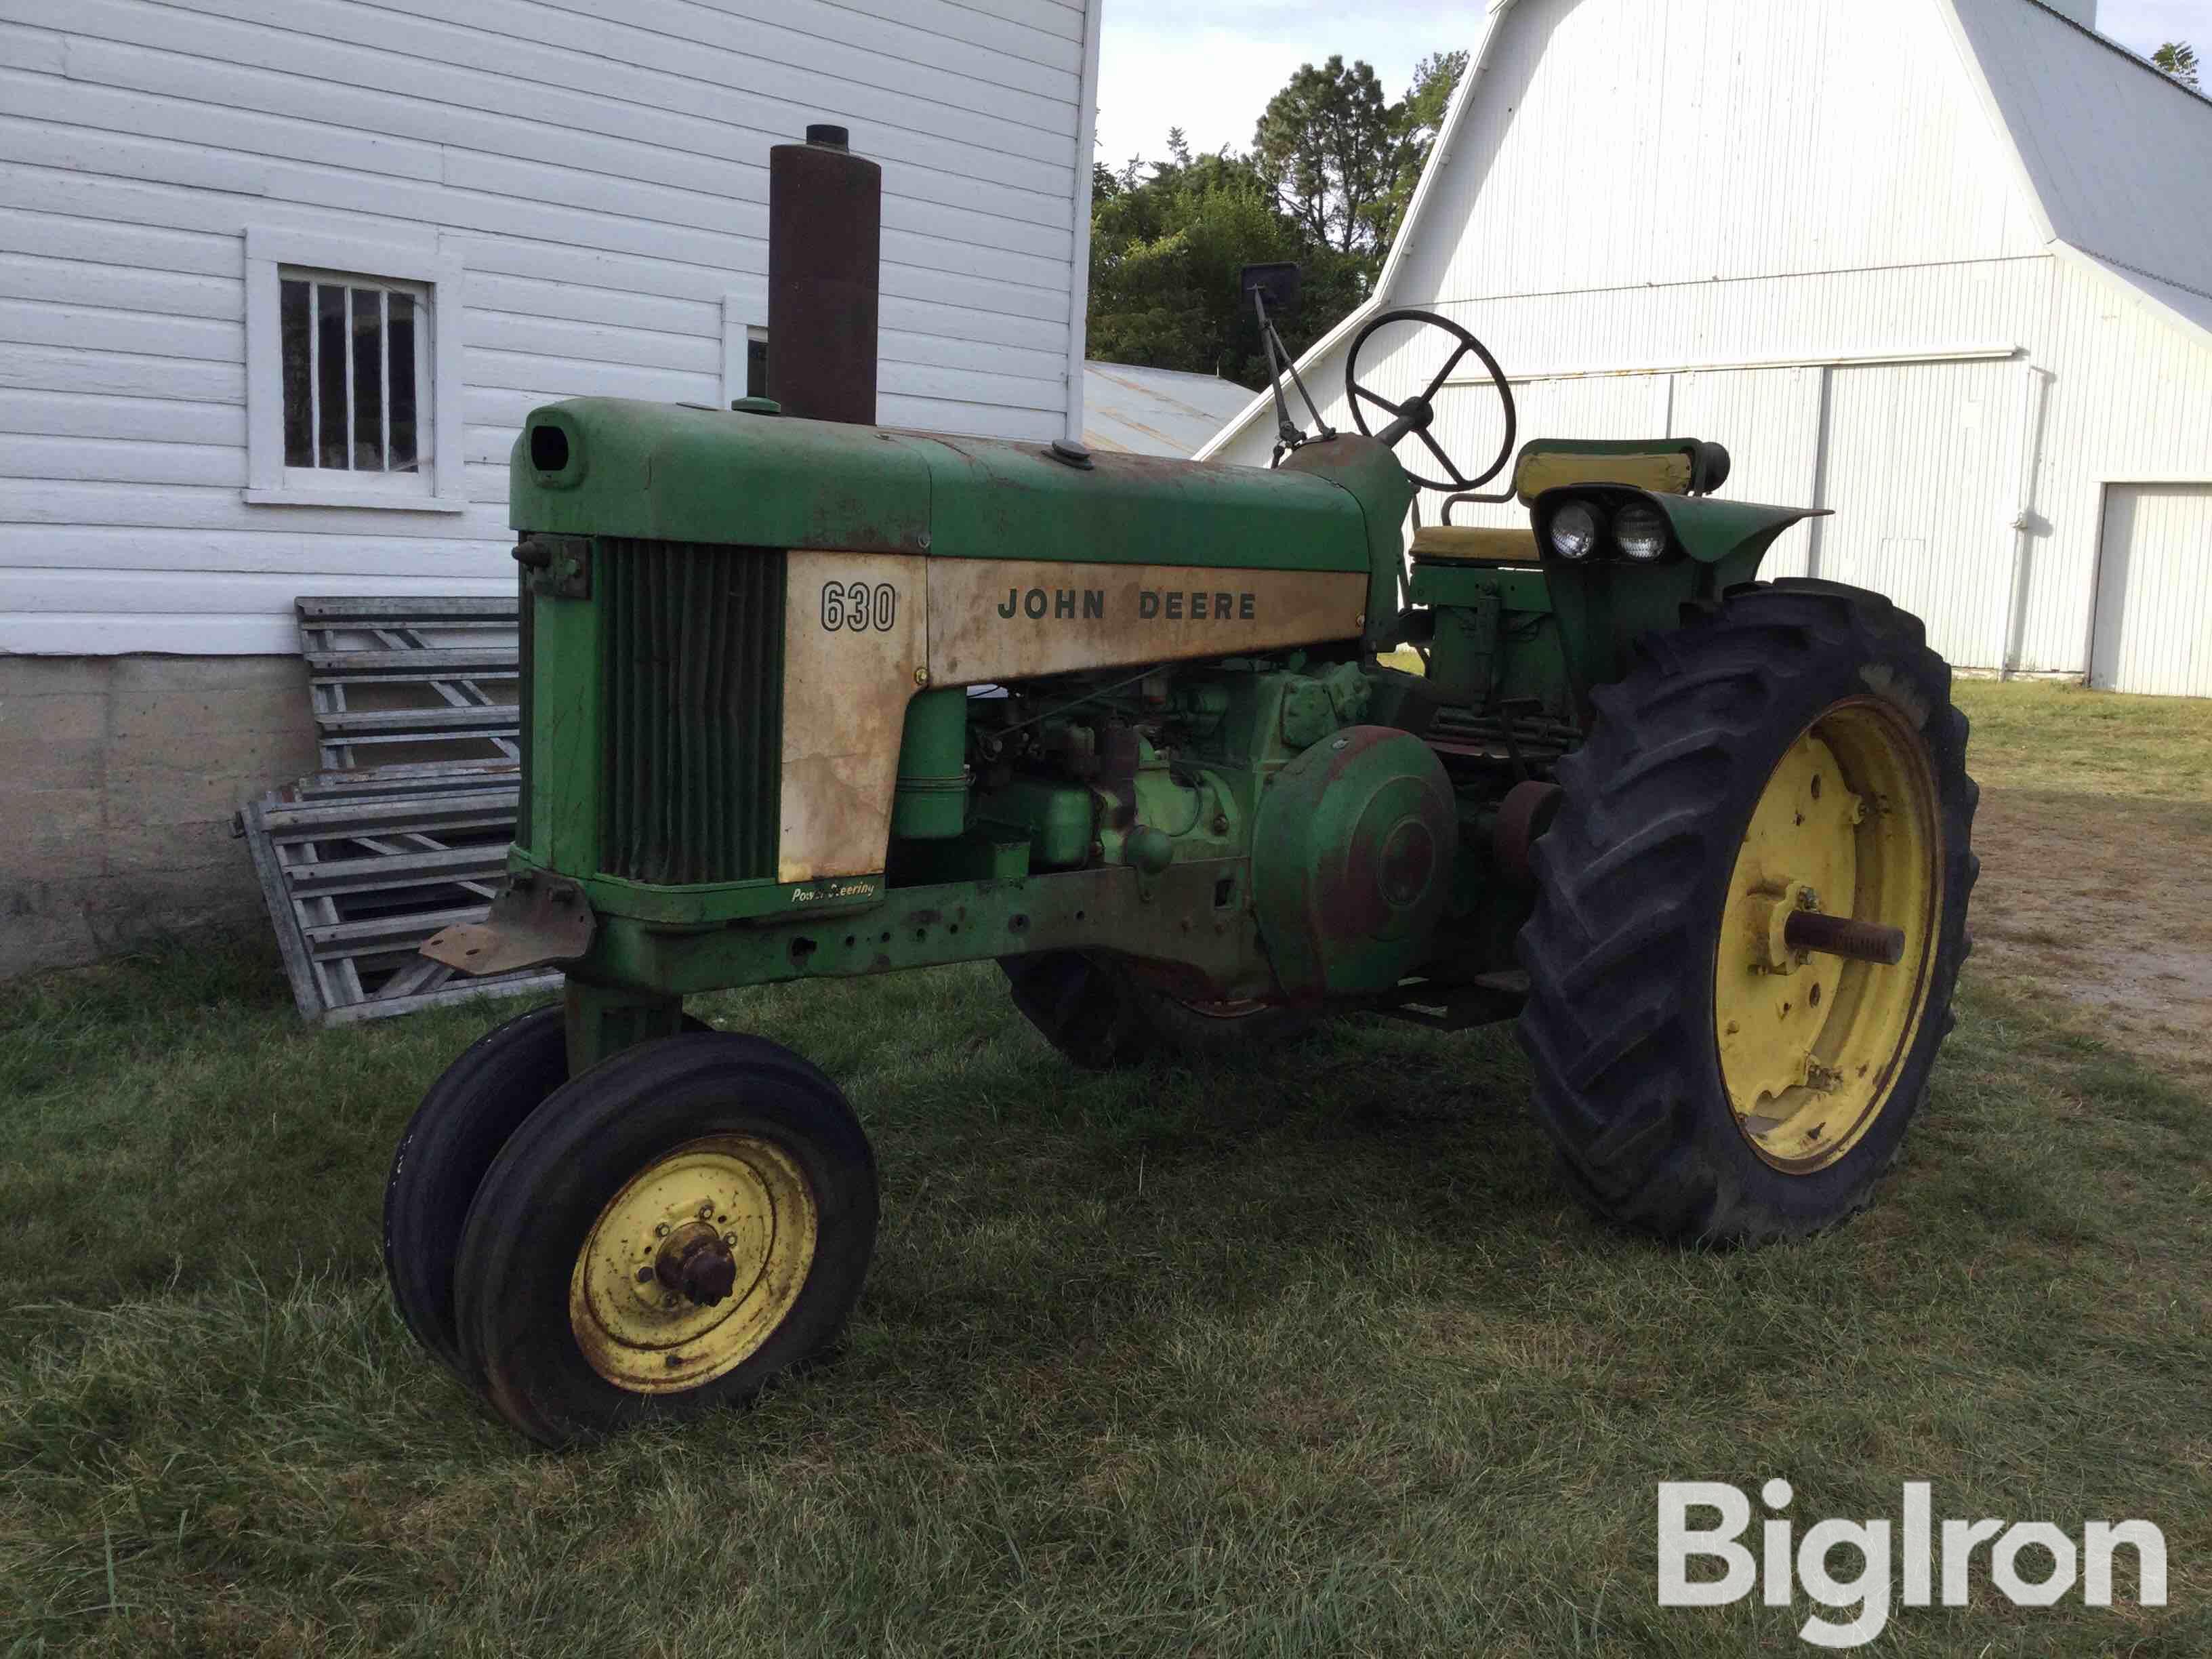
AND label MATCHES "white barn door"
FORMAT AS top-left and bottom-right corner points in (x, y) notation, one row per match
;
(1668, 368), (1824, 577)
(1812, 361), (2020, 667)
(2090, 485), (2212, 697)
